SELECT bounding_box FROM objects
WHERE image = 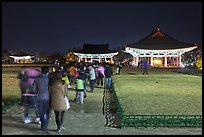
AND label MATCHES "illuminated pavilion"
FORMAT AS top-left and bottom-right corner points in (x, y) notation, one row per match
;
(9, 55), (34, 63)
(124, 28), (198, 67)
(73, 43), (118, 63)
